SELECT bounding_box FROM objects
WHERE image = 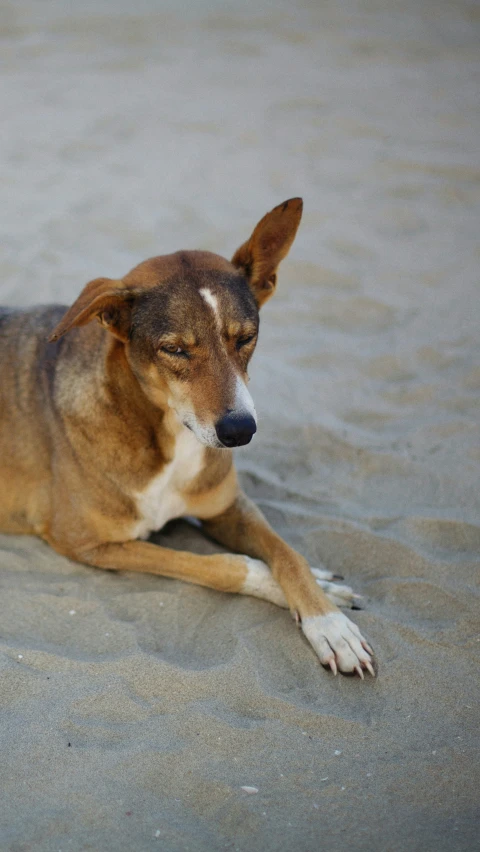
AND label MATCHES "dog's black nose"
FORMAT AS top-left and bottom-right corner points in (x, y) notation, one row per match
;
(215, 413), (257, 448)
